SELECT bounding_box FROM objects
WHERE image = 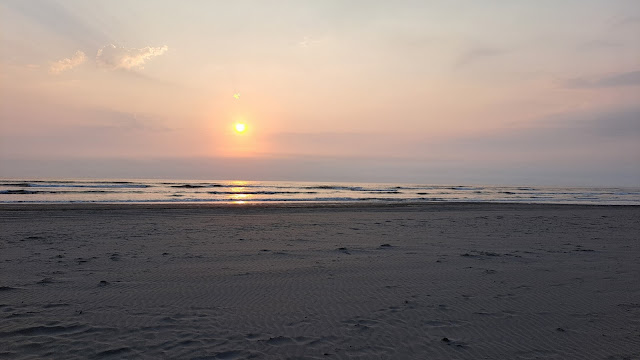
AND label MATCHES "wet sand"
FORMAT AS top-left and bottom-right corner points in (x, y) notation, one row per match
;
(1, 203), (639, 359)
